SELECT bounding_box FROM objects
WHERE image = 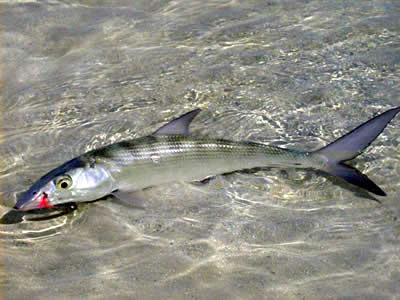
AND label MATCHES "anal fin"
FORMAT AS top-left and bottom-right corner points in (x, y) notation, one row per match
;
(191, 176), (217, 186)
